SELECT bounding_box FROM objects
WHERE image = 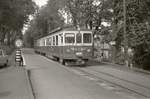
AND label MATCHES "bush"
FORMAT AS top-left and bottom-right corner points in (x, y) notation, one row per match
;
(0, 45), (15, 55)
(133, 45), (150, 70)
